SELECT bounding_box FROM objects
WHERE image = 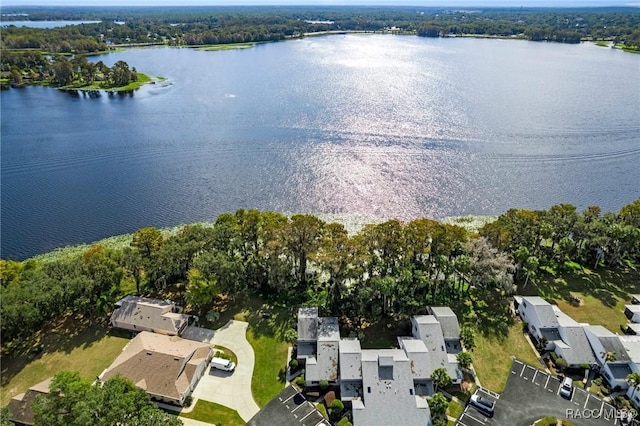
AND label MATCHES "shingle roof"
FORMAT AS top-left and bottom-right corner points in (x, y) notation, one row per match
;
(99, 332), (211, 401)
(429, 307), (460, 340)
(353, 349), (431, 426)
(412, 316), (456, 379)
(521, 296), (559, 328)
(339, 339), (362, 380)
(297, 307), (318, 341)
(556, 326), (596, 365)
(110, 296), (189, 335)
(6, 378), (52, 426)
